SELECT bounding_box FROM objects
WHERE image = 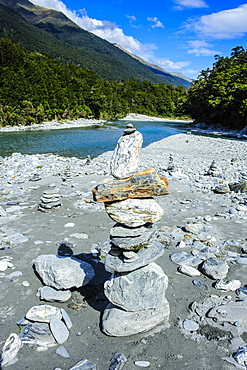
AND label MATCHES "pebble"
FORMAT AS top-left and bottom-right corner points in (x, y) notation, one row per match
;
(56, 345), (70, 358)
(134, 361), (150, 367)
(183, 319), (199, 331)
